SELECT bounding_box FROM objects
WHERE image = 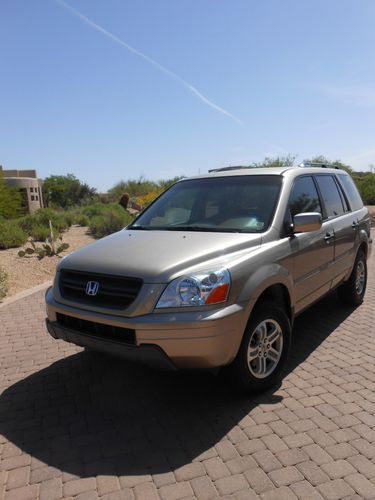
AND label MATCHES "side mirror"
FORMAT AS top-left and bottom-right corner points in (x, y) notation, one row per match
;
(293, 212), (322, 233)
